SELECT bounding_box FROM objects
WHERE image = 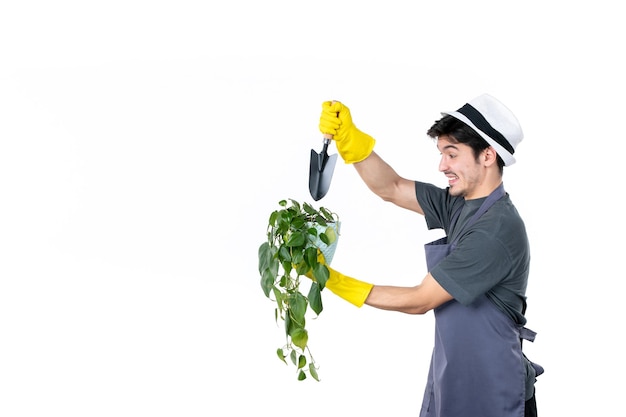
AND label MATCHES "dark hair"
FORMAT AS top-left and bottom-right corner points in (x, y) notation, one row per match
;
(427, 115), (505, 173)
